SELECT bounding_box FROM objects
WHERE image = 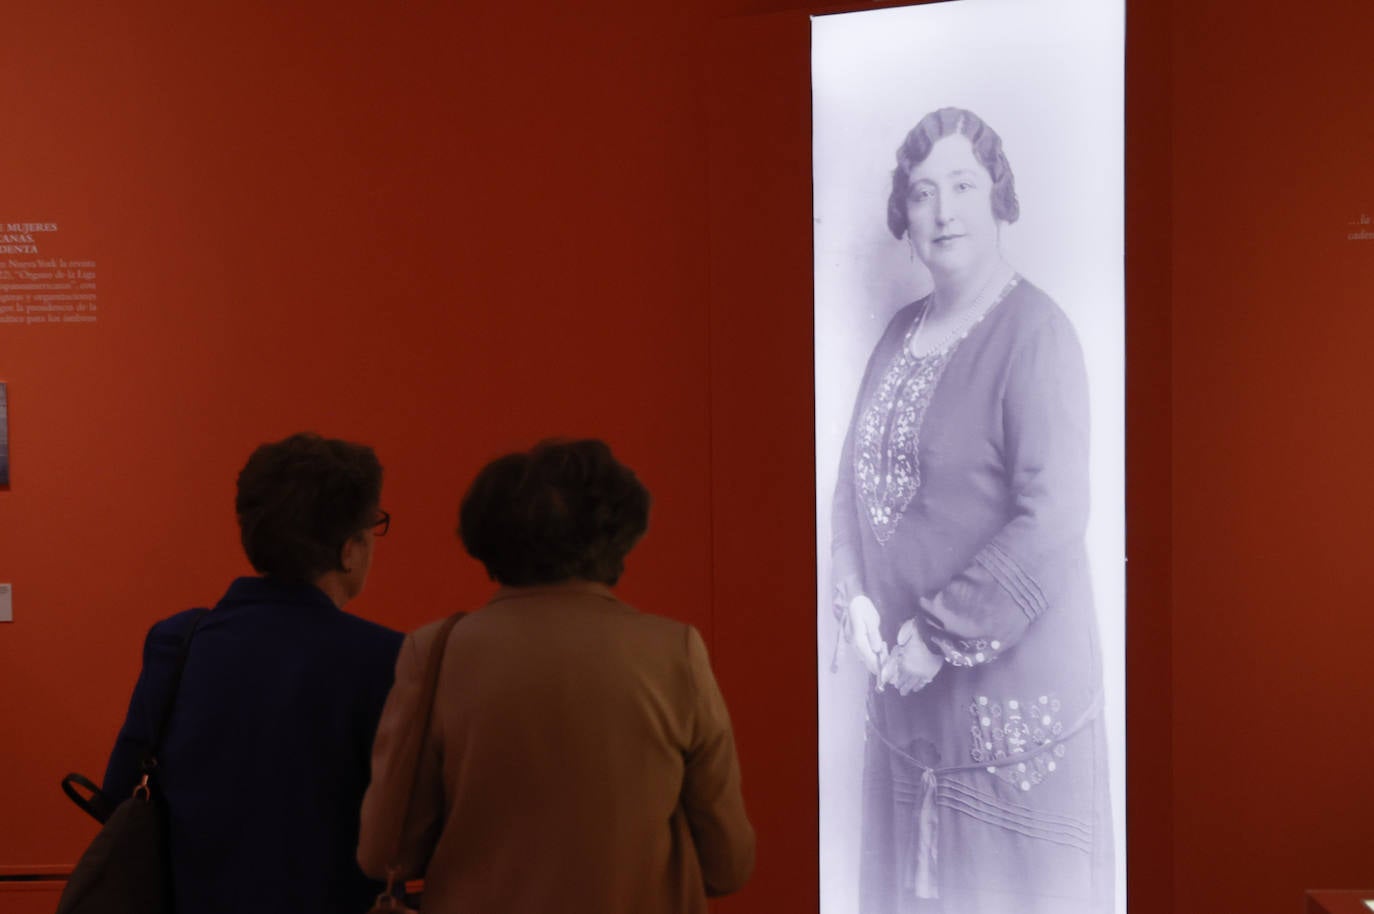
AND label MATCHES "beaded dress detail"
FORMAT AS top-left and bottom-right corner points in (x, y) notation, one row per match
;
(854, 277), (1019, 545)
